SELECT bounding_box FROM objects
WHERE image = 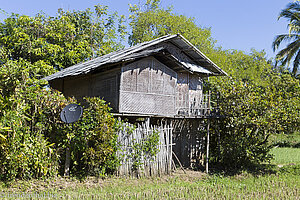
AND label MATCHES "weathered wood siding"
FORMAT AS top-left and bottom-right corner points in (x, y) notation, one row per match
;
(153, 42), (205, 116)
(51, 68), (121, 111)
(63, 75), (90, 99)
(175, 73), (203, 116)
(189, 74), (204, 115)
(176, 73), (189, 115)
(90, 69), (120, 111)
(119, 57), (177, 116)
